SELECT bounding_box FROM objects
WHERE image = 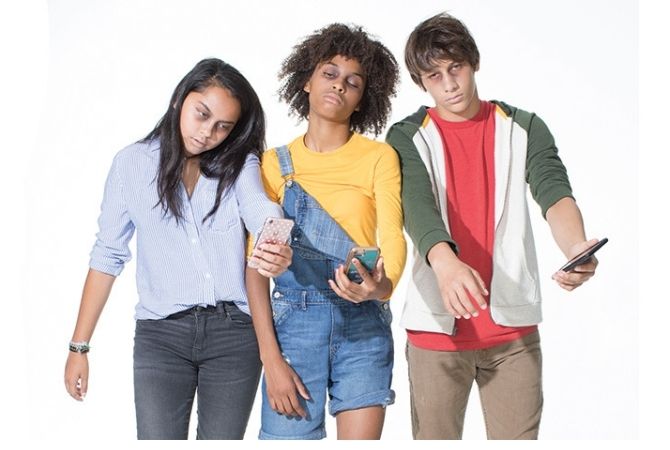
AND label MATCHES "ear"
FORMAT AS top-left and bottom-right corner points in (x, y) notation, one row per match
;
(303, 81), (311, 93)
